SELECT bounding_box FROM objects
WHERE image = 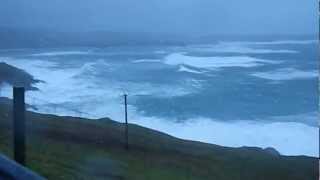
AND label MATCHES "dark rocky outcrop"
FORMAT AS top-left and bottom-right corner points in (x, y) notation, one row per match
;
(264, 147), (281, 156)
(0, 62), (42, 90)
